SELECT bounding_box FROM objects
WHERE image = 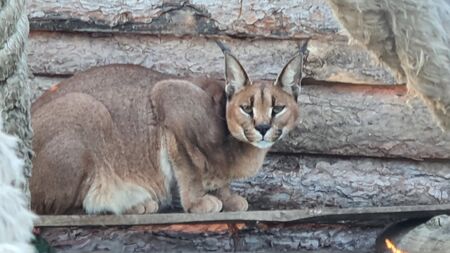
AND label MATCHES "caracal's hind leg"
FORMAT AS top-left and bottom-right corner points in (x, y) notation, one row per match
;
(31, 130), (92, 214)
(165, 131), (222, 213)
(31, 92), (113, 214)
(32, 92), (158, 215)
